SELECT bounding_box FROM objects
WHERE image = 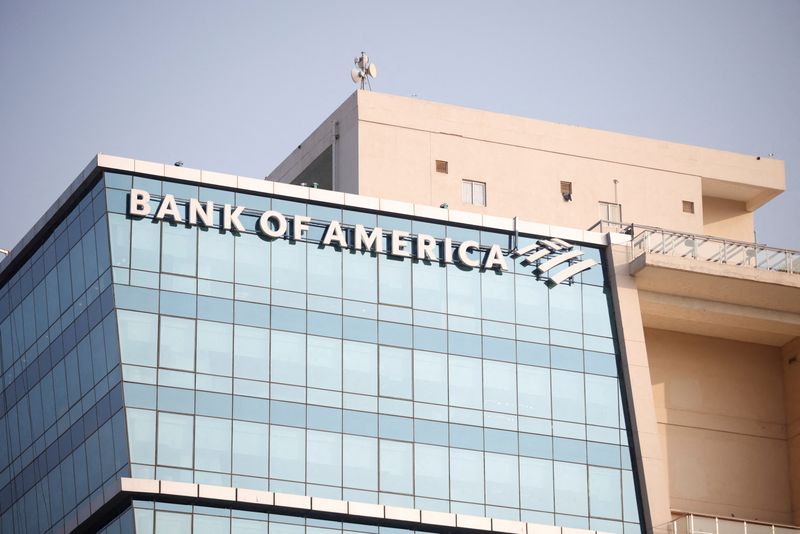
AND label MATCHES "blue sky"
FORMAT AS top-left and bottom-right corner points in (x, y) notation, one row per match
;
(1, 1), (798, 250)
